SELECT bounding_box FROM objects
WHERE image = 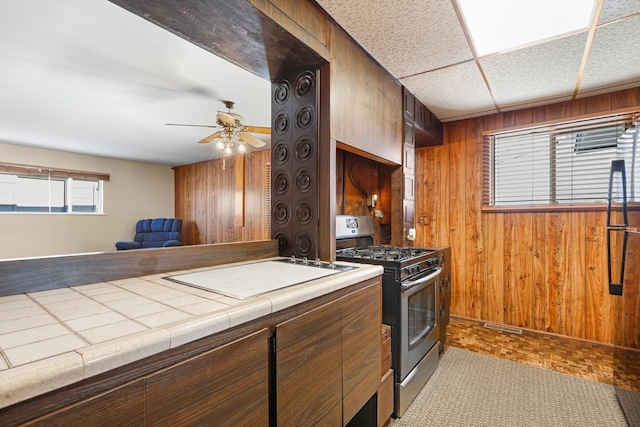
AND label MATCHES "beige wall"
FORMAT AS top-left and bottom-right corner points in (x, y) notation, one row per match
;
(0, 142), (175, 259)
